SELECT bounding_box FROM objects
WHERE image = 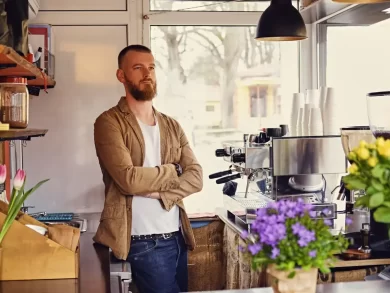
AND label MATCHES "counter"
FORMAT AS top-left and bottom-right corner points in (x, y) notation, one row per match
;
(194, 280), (389, 292)
(0, 210), (388, 293)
